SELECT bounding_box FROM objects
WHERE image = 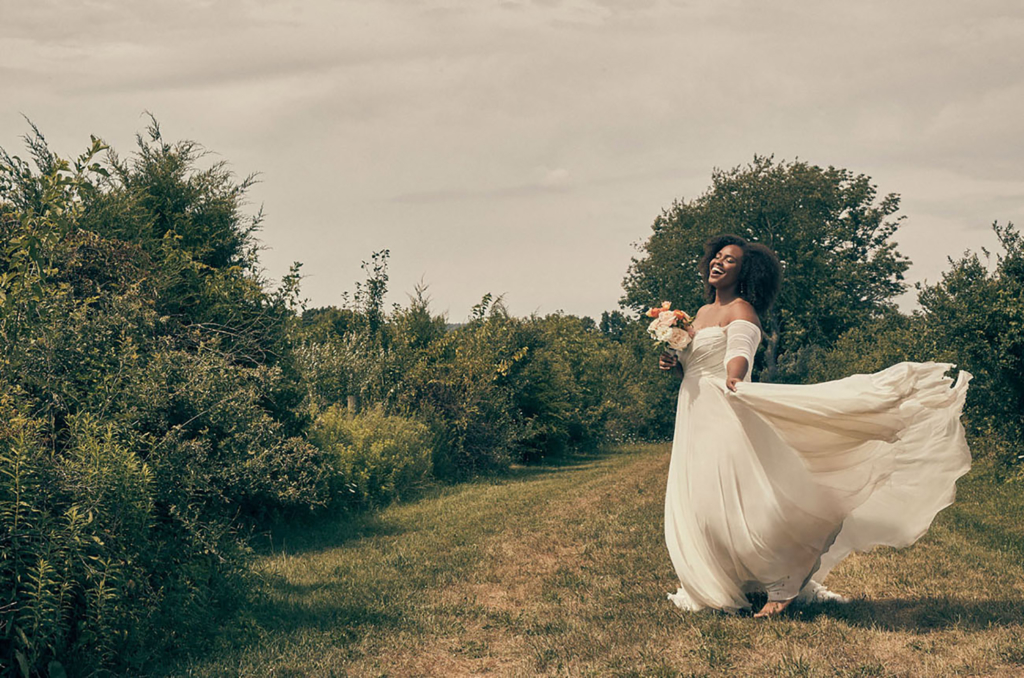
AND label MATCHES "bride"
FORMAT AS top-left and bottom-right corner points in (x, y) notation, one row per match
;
(659, 234), (972, 618)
